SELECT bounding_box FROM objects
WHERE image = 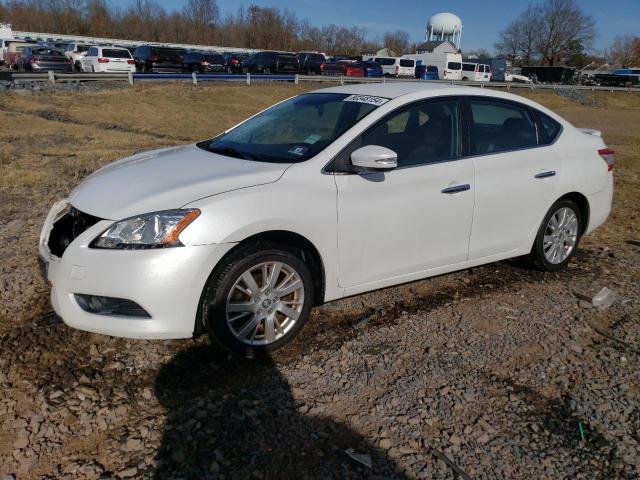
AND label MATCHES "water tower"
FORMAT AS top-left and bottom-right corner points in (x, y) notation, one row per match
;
(426, 12), (462, 49)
